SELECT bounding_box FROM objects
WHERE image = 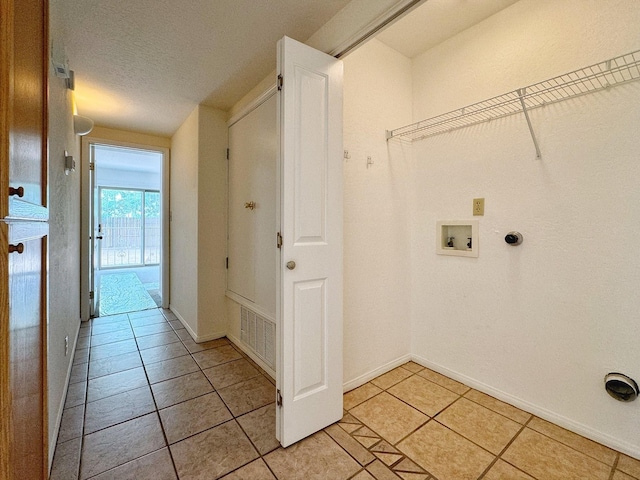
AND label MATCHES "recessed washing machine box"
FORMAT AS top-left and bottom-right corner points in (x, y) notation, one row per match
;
(436, 220), (478, 257)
